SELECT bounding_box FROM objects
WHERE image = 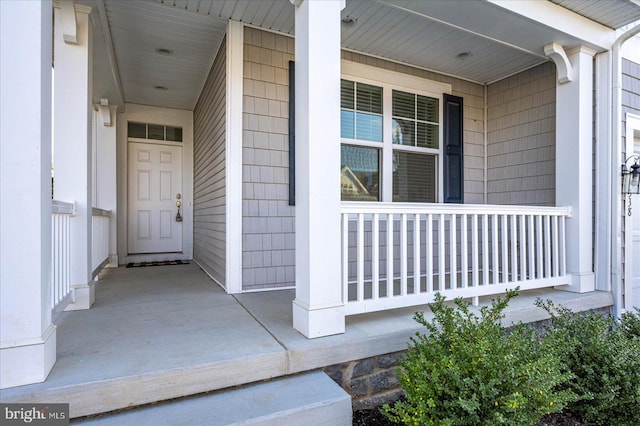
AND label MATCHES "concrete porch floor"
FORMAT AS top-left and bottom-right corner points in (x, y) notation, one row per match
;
(0, 263), (612, 418)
